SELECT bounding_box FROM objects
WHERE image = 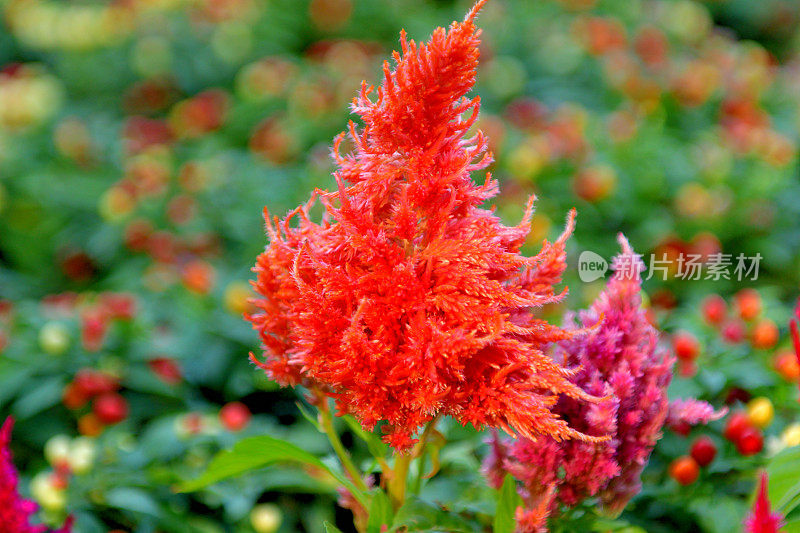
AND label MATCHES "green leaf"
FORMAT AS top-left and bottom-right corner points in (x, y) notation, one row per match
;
(105, 487), (161, 517)
(367, 490), (394, 533)
(392, 497), (475, 532)
(688, 496), (747, 533)
(591, 517), (639, 532)
(179, 435), (368, 508)
(494, 475), (521, 533)
(297, 401), (322, 431)
(782, 518), (800, 533)
(767, 445), (800, 513)
(11, 376), (65, 418)
(324, 522), (345, 533)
